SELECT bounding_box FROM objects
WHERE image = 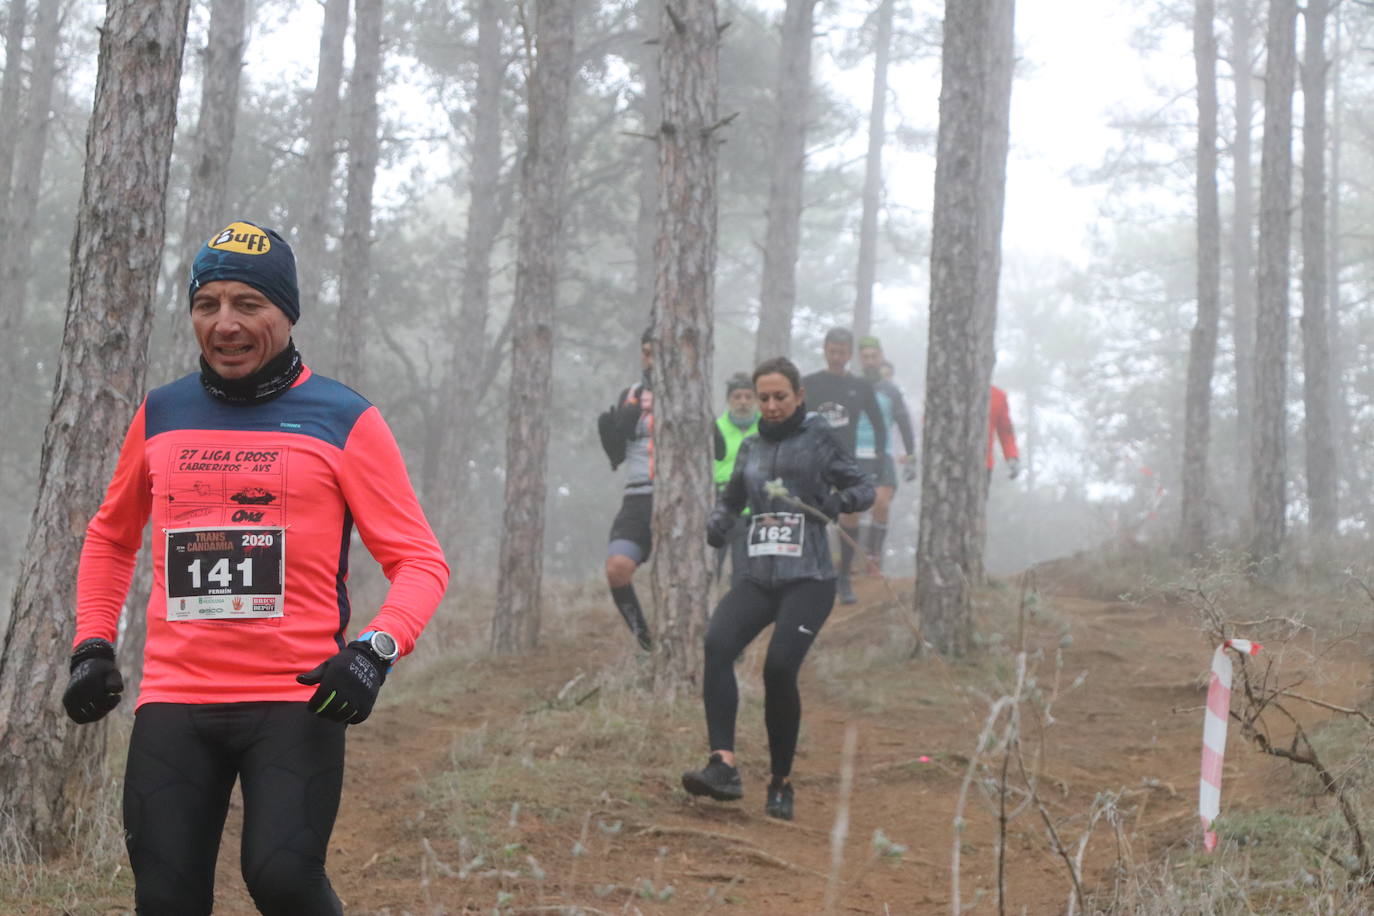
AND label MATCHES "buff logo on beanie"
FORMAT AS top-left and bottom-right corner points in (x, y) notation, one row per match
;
(189, 220), (300, 323)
